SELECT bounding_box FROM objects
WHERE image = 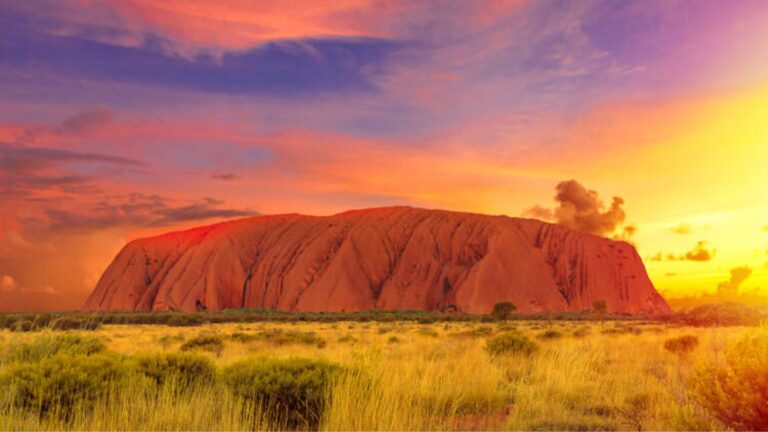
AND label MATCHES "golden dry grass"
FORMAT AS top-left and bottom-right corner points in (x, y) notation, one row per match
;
(0, 320), (759, 430)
